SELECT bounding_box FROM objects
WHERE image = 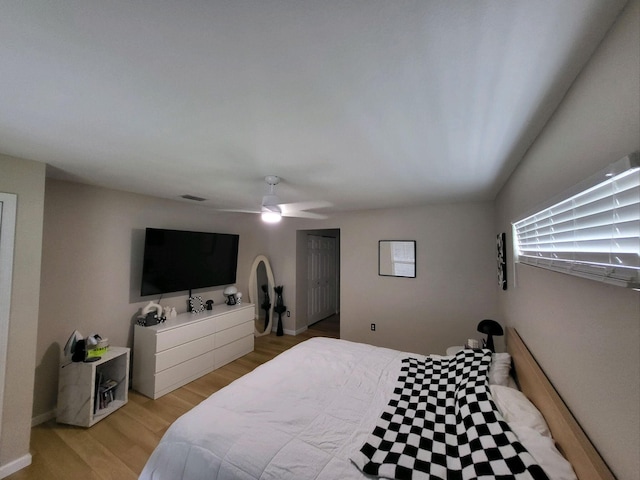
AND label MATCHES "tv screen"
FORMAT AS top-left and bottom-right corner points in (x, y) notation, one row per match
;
(140, 228), (239, 297)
